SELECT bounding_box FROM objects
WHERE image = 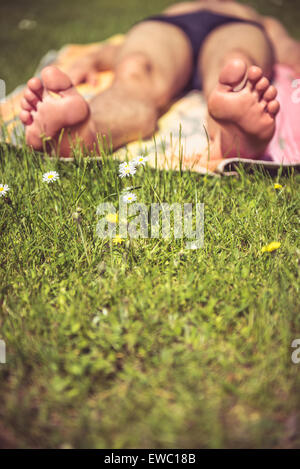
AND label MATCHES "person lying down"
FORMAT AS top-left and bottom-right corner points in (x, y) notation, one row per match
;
(19, 0), (300, 170)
